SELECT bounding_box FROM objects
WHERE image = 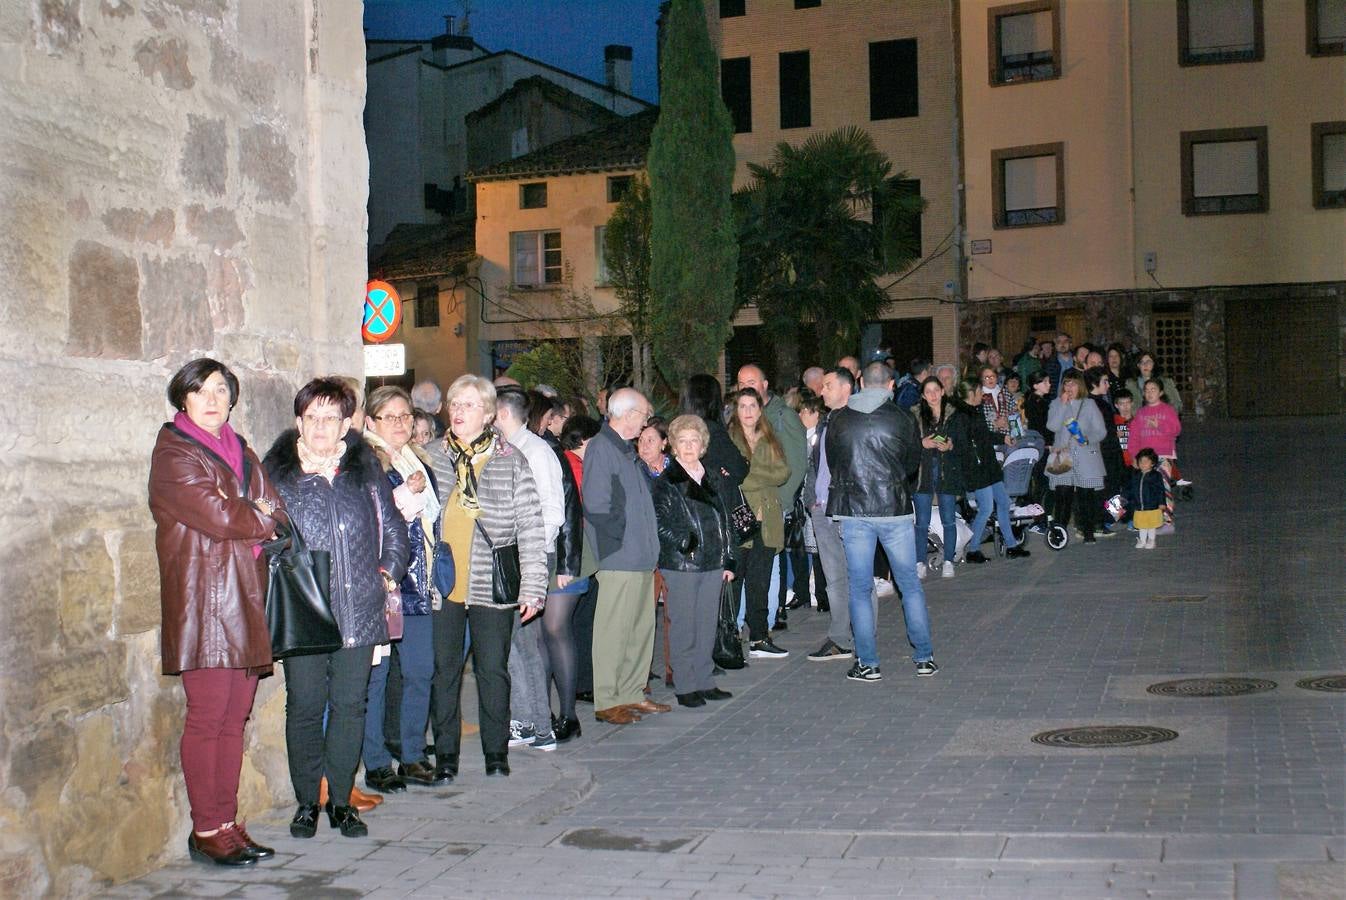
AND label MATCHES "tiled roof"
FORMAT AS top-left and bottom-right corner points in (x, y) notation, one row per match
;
(370, 219), (476, 282)
(466, 75), (623, 127)
(468, 108), (658, 182)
